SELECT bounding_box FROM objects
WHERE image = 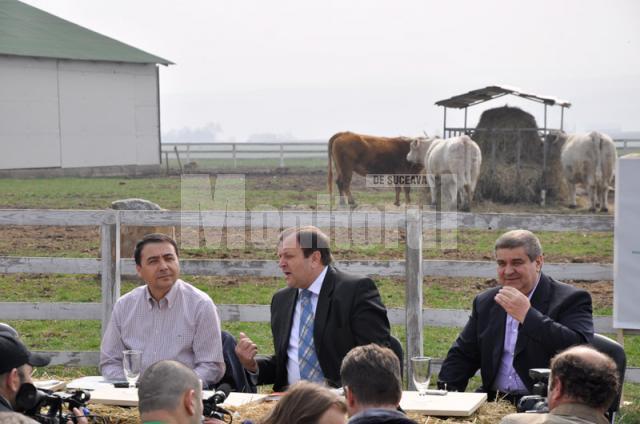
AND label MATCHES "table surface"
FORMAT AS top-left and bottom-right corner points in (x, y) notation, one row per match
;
(400, 390), (487, 416)
(66, 377), (486, 417)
